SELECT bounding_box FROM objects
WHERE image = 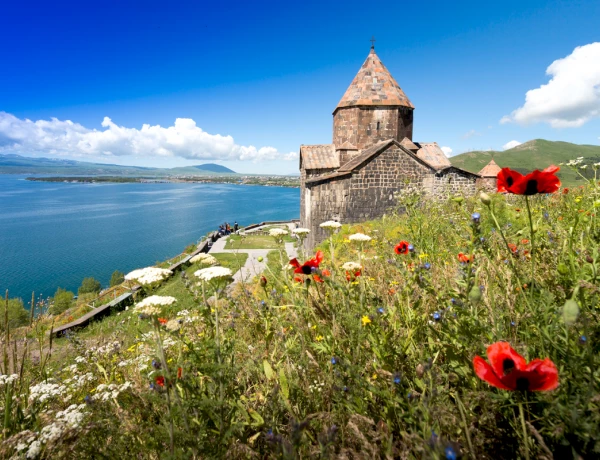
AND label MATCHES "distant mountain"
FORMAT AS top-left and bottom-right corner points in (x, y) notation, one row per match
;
(193, 163), (236, 174)
(450, 139), (600, 185)
(0, 154), (235, 176)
